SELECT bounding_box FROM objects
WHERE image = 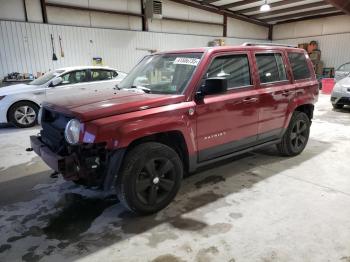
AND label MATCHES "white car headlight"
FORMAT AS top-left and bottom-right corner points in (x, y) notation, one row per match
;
(37, 107), (43, 126)
(65, 119), (81, 145)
